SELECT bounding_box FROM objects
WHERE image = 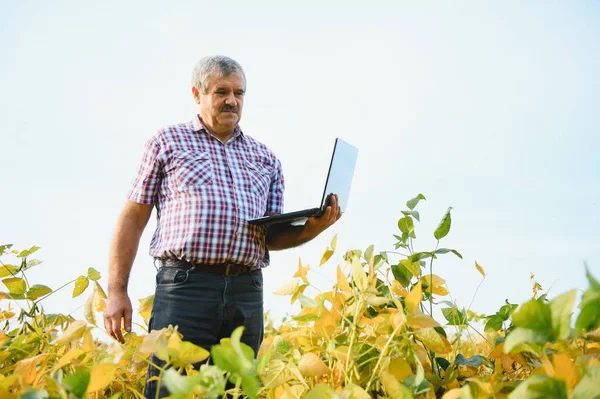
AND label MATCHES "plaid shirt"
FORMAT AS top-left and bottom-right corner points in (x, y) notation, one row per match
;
(127, 115), (285, 268)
